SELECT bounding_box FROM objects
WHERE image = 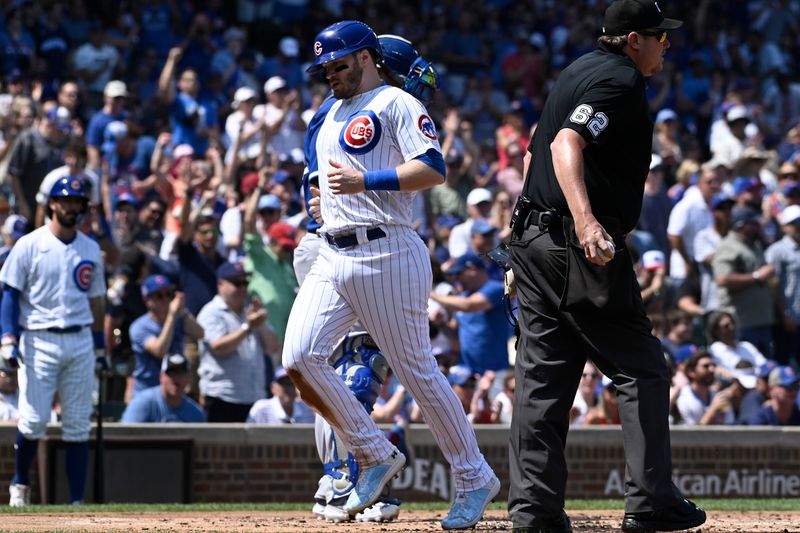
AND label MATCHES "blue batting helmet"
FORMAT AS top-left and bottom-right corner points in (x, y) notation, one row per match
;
(307, 20), (381, 74)
(49, 175), (88, 200)
(377, 34), (439, 104)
